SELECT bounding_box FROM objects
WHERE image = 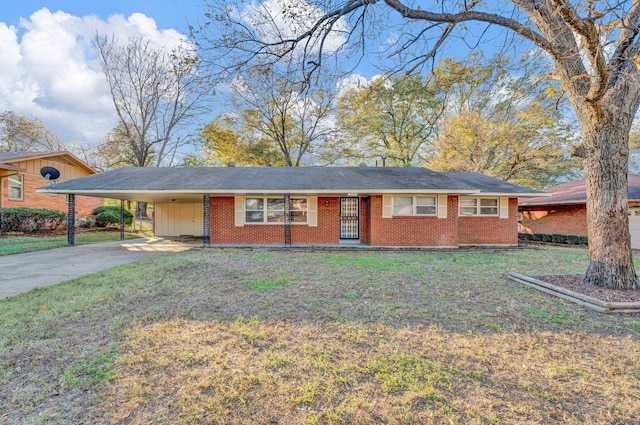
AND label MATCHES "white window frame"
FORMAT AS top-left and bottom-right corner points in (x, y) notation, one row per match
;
(459, 197), (499, 216)
(244, 196), (309, 224)
(392, 195), (438, 216)
(8, 174), (23, 200)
